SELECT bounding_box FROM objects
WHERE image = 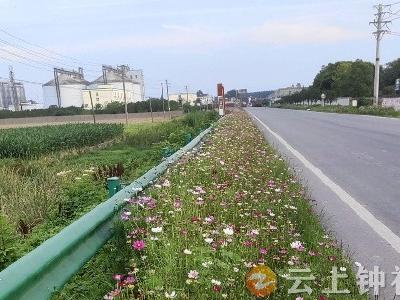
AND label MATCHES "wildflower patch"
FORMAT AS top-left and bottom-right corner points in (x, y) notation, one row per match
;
(106, 111), (366, 299)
